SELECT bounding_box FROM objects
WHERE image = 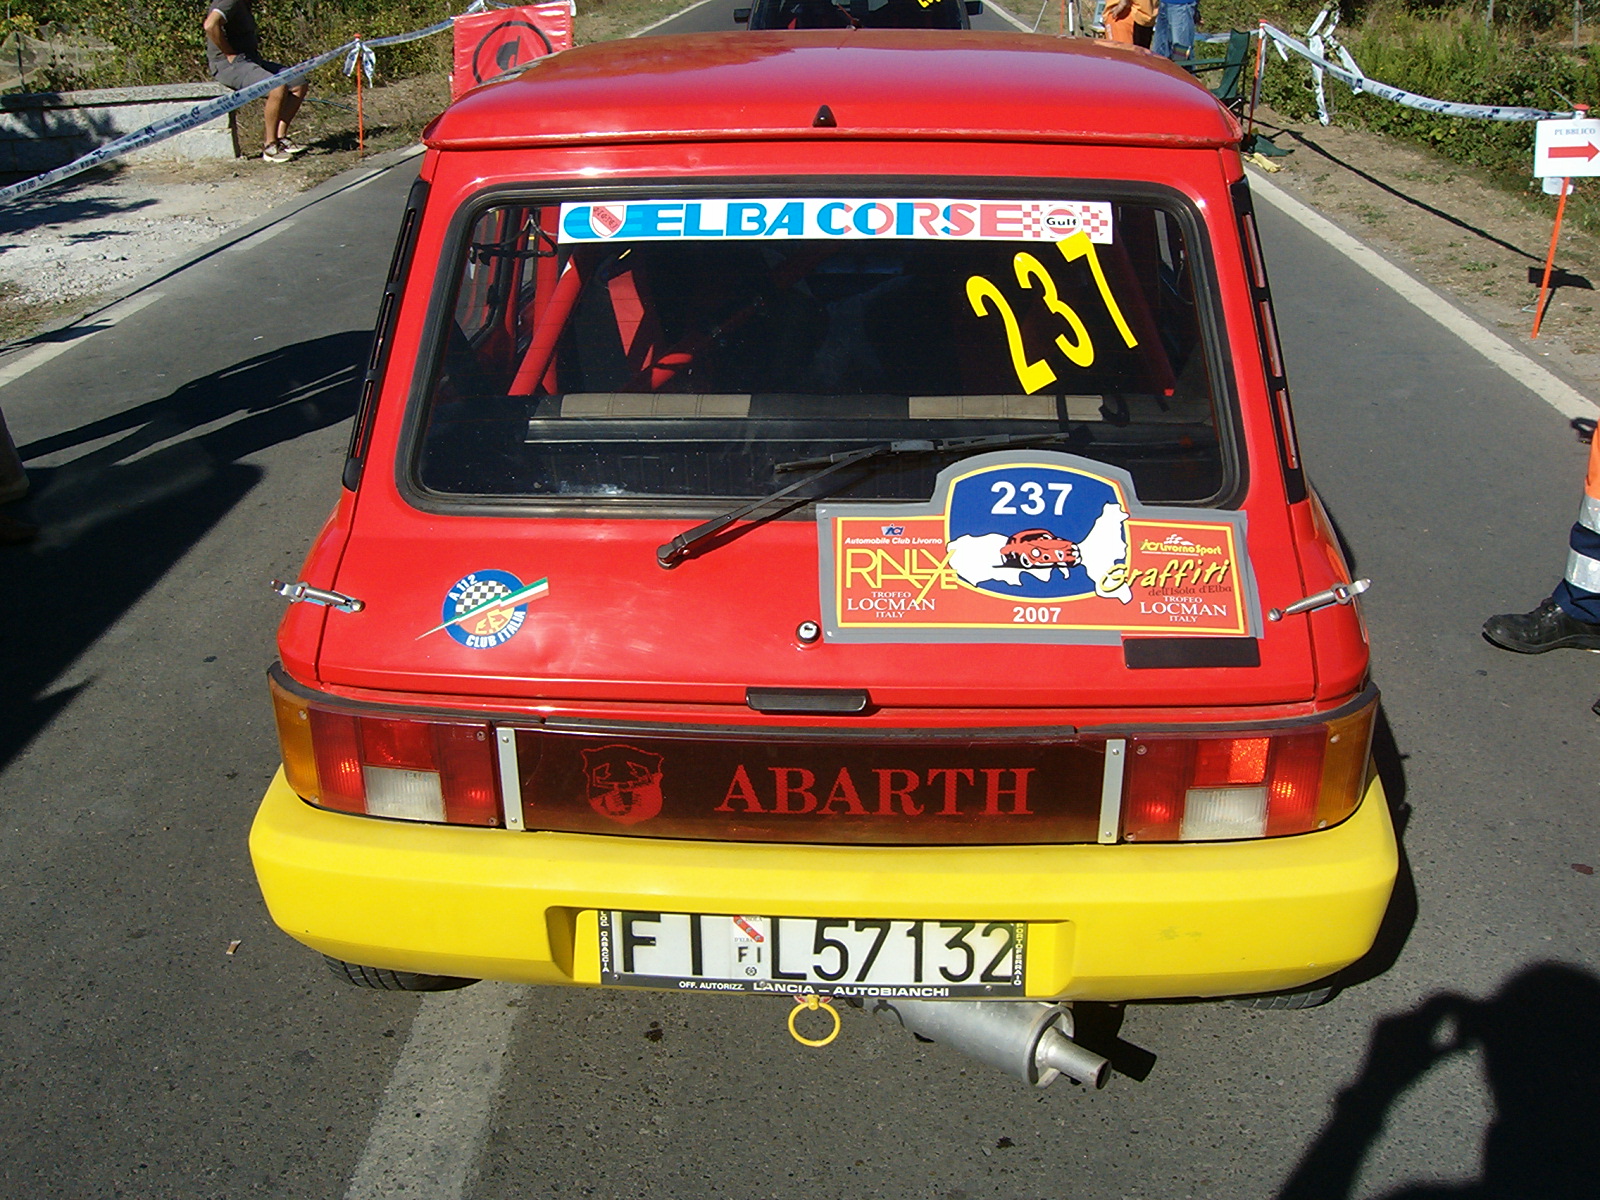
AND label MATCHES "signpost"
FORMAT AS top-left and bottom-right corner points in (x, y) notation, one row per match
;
(1531, 112), (1595, 338)
(1534, 117), (1600, 177)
